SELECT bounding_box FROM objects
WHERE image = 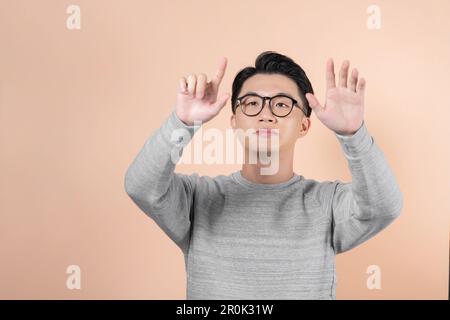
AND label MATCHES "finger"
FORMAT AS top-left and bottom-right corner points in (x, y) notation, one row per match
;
(210, 92), (230, 115)
(187, 74), (196, 97)
(339, 60), (350, 88)
(179, 77), (188, 94)
(326, 58), (336, 90)
(349, 68), (358, 92)
(211, 56), (227, 93)
(357, 77), (366, 97)
(305, 93), (324, 115)
(196, 73), (207, 99)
